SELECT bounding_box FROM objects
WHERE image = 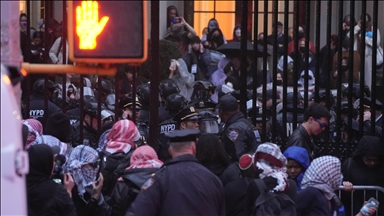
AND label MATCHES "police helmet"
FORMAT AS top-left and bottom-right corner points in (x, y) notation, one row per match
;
(84, 101), (99, 117)
(76, 87), (95, 100)
(342, 84), (371, 99)
(198, 110), (219, 134)
(137, 83), (151, 104)
(193, 80), (215, 92)
(101, 109), (114, 122)
(32, 79), (57, 95)
(160, 79), (180, 100)
(105, 93), (116, 111)
(166, 93), (186, 112)
(95, 79), (114, 95)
